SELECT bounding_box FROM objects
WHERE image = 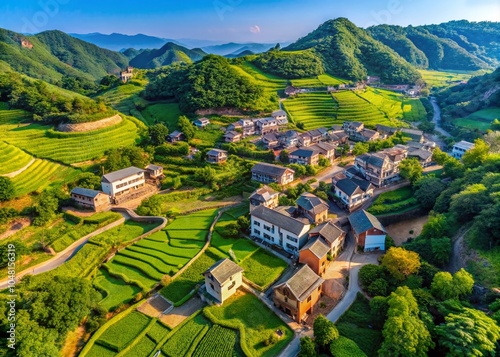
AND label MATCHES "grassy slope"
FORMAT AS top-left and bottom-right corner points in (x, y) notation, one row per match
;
(454, 107), (500, 130)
